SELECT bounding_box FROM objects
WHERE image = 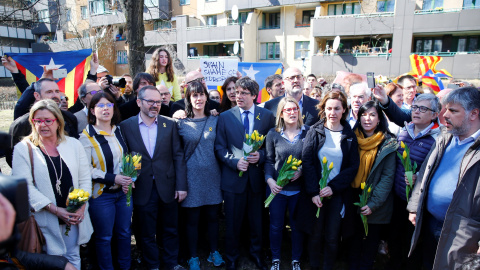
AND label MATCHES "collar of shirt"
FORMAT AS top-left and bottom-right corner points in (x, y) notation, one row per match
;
(280, 125), (306, 144)
(91, 124), (117, 136)
(239, 104), (255, 115)
(406, 122), (434, 140)
(138, 113), (158, 127)
(82, 106), (88, 116)
(453, 127), (480, 146)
